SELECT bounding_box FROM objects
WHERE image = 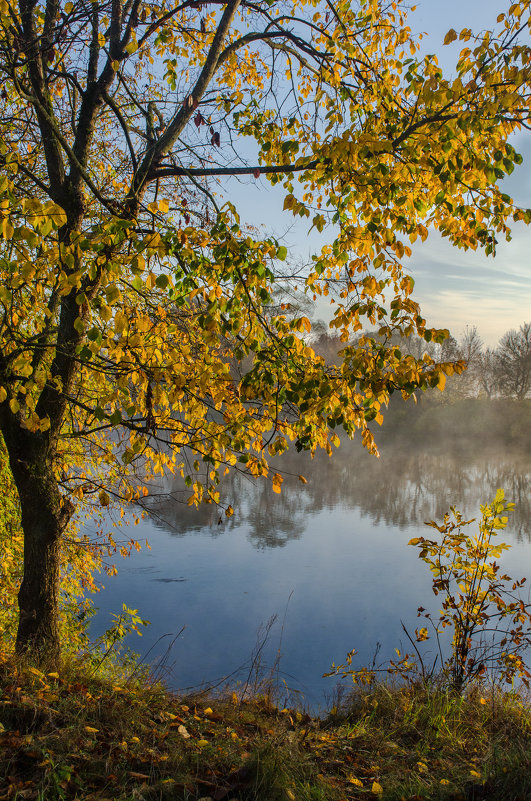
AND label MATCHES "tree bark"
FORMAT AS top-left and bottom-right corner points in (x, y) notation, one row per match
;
(2, 427), (74, 666)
